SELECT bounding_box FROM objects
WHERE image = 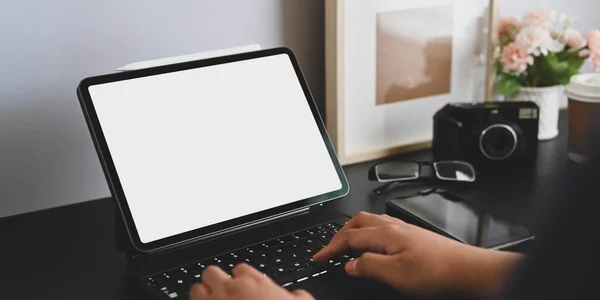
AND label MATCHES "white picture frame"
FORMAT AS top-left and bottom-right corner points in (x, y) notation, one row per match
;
(326, 0), (499, 165)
